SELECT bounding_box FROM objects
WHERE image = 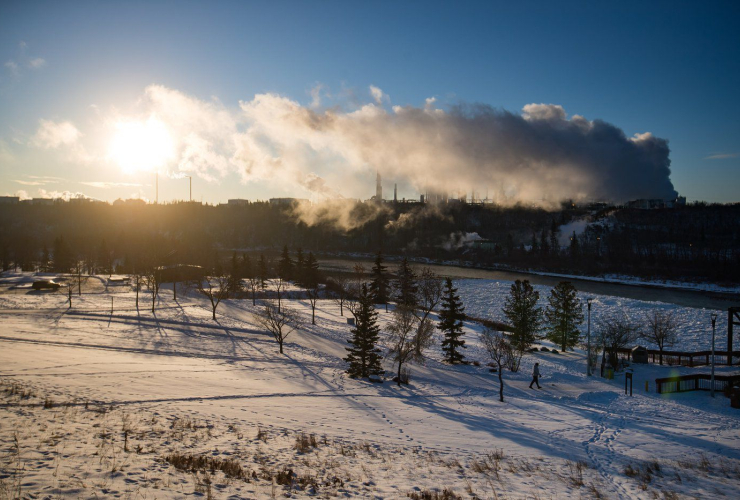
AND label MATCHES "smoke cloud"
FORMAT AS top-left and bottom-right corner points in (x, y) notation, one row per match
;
(127, 85), (678, 207)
